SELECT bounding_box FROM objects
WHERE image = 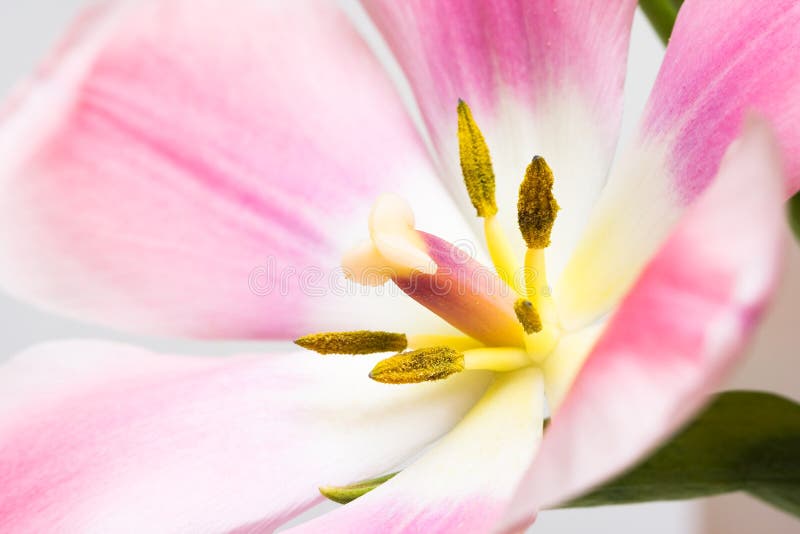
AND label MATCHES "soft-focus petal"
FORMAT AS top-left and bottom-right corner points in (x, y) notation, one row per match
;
(558, 0), (800, 327)
(363, 0), (637, 277)
(542, 323), (605, 410)
(0, 340), (489, 533)
(288, 368), (543, 533)
(648, 0), (800, 198)
(501, 119), (786, 530)
(0, 0), (474, 339)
